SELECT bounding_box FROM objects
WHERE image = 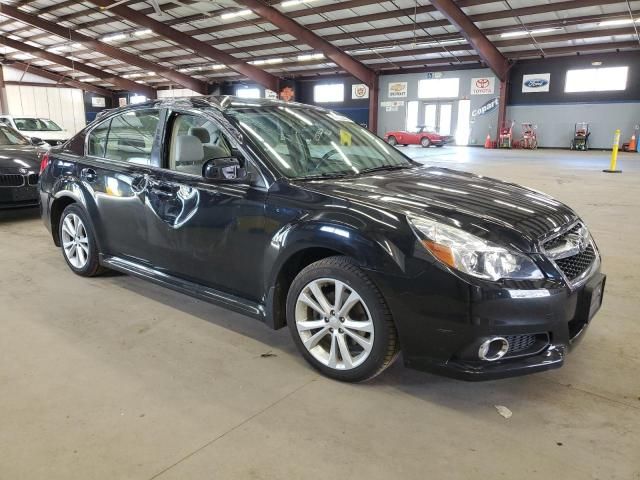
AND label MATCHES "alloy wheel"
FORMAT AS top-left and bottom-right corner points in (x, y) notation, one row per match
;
(294, 278), (374, 370)
(61, 213), (89, 269)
